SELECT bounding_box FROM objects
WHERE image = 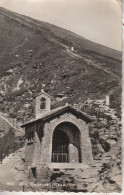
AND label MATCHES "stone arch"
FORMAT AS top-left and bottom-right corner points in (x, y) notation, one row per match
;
(51, 122), (82, 163)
